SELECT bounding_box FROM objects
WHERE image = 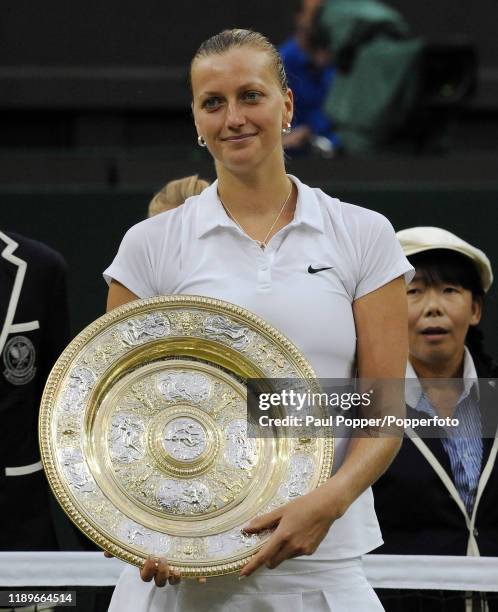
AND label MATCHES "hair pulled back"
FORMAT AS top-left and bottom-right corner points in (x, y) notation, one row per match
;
(190, 29), (288, 94)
